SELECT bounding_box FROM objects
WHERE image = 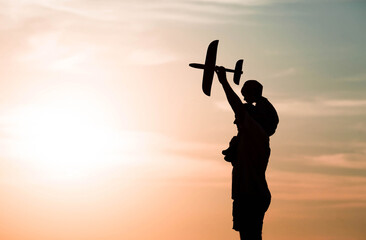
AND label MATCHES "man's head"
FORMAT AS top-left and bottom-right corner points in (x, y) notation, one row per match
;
(241, 80), (263, 104)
